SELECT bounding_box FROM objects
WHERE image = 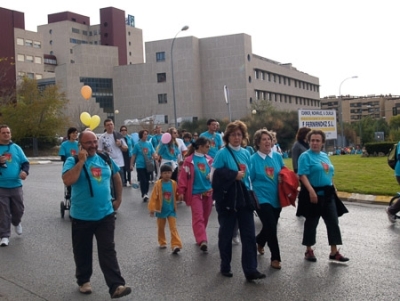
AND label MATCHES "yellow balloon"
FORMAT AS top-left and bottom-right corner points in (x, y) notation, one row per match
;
(81, 85), (92, 100)
(80, 112), (91, 126)
(89, 115), (101, 130)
